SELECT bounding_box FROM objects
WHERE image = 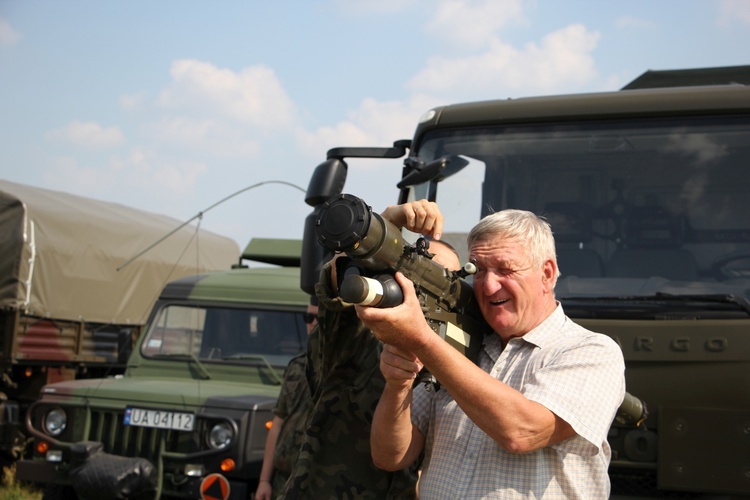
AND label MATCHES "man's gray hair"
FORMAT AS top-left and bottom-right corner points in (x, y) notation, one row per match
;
(467, 209), (558, 276)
